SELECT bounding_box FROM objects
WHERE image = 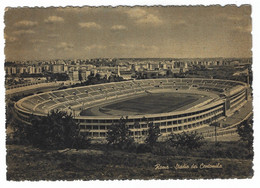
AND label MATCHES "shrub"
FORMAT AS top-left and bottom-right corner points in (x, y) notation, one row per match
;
(145, 122), (161, 146)
(26, 110), (89, 149)
(237, 119), (253, 150)
(167, 131), (204, 150)
(106, 117), (134, 150)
